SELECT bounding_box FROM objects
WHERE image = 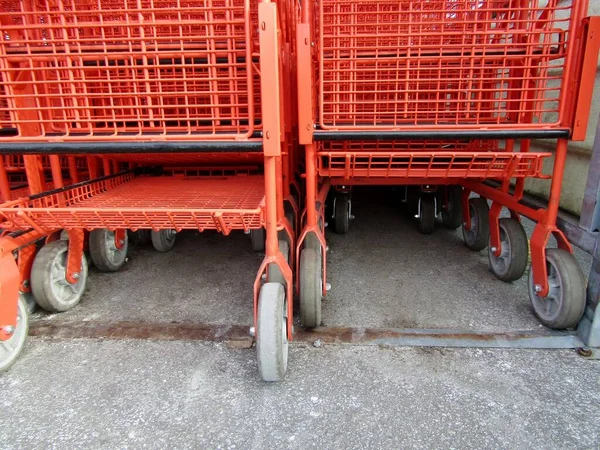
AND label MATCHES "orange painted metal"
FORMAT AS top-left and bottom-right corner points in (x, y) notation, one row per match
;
(0, 230), (45, 336)
(0, 0), (259, 142)
(572, 17), (600, 141)
(253, 0), (294, 340)
(317, 141), (551, 181)
(0, 174), (266, 234)
(314, 0), (589, 132)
